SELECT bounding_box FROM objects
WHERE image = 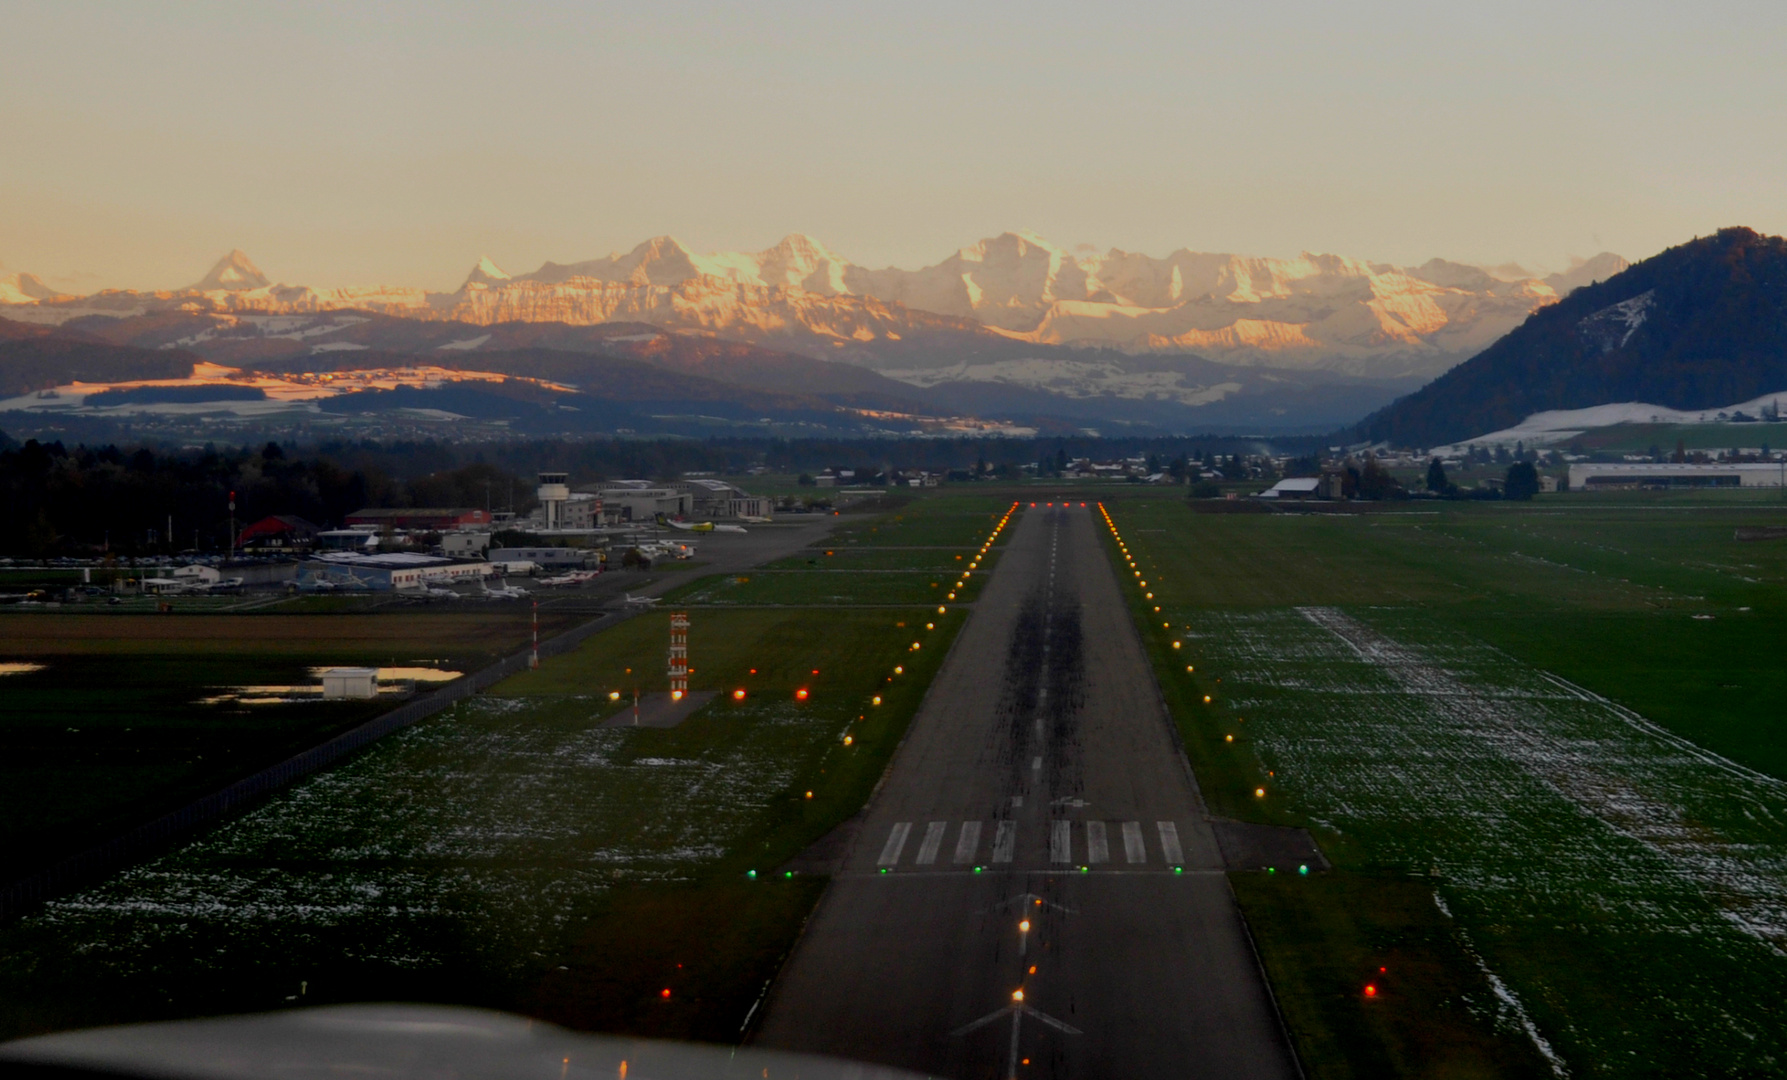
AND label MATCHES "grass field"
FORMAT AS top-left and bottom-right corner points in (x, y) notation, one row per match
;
(1095, 491), (1787, 1078)
(0, 494), (1015, 1045)
(0, 611), (577, 876)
